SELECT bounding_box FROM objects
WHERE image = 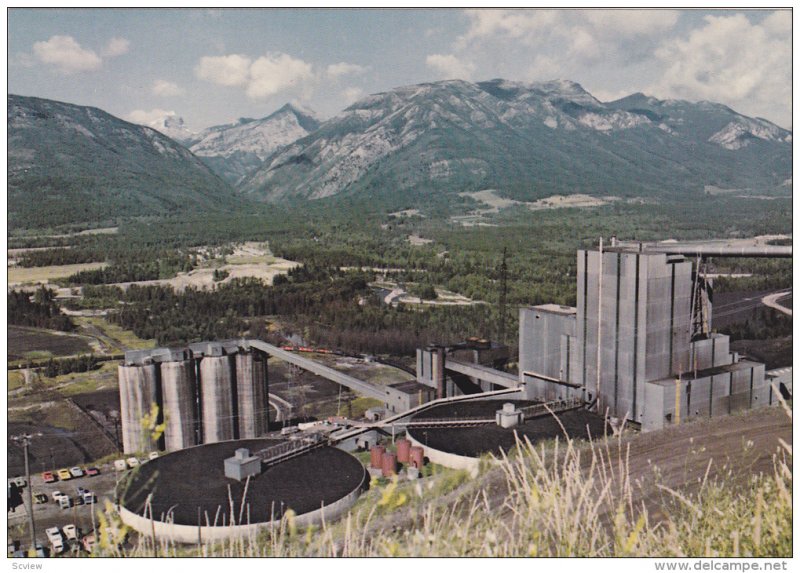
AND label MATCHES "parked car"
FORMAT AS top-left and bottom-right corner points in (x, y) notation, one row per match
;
(41, 471), (57, 483)
(81, 533), (96, 554)
(58, 496), (73, 510)
(126, 457), (139, 468)
(63, 524), (79, 541)
(113, 460), (127, 472)
(32, 543), (48, 558)
(12, 477), (27, 488)
(82, 491), (96, 504)
(148, 451), (159, 460)
(33, 492), (48, 504)
(51, 490), (65, 502)
(69, 467), (84, 479)
(45, 527), (64, 554)
(57, 468), (72, 481)
(85, 467), (100, 477)
(76, 487), (88, 497)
